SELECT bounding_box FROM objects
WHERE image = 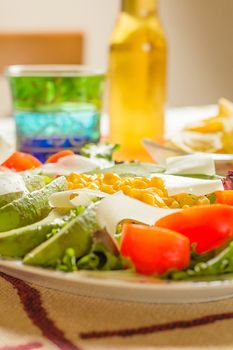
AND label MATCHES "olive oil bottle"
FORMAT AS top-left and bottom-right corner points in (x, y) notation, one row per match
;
(108, 0), (167, 161)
